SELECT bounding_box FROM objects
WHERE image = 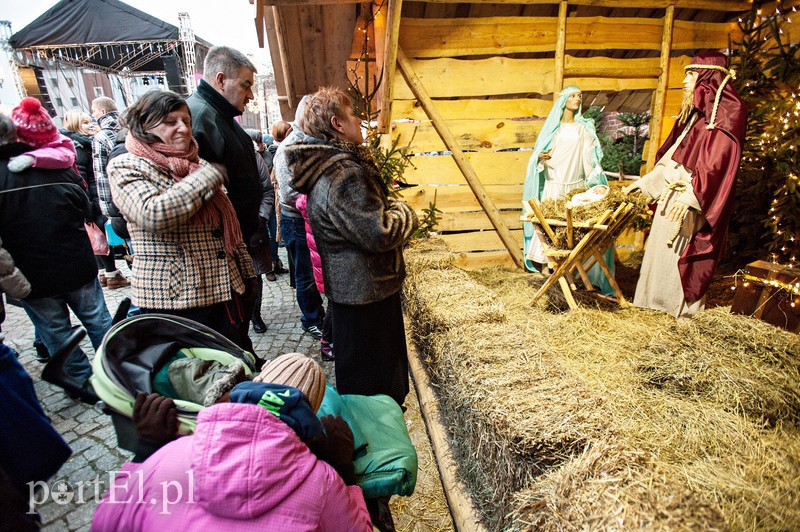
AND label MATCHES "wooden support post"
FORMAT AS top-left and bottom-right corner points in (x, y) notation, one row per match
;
(397, 47), (524, 268)
(272, 6), (296, 109)
(554, 0), (568, 99)
(527, 198), (557, 244)
(377, 0), (403, 133)
(558, 276), (578, 309)
(592, 249), (628, 304)
(574, 262), (593, 291)
(255, 0), (265, 48)
(646, 3), (675, 172)
(566, 205), (573, 249)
